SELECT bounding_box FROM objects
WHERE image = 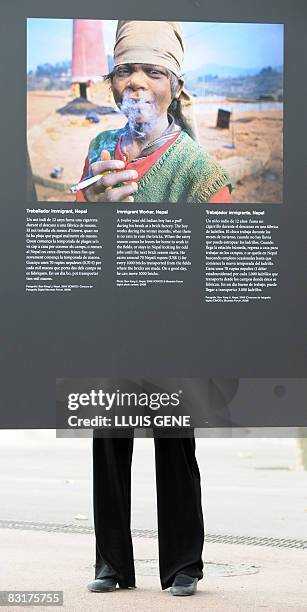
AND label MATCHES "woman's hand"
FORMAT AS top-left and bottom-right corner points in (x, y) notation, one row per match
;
(84, 149), (138, 202)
